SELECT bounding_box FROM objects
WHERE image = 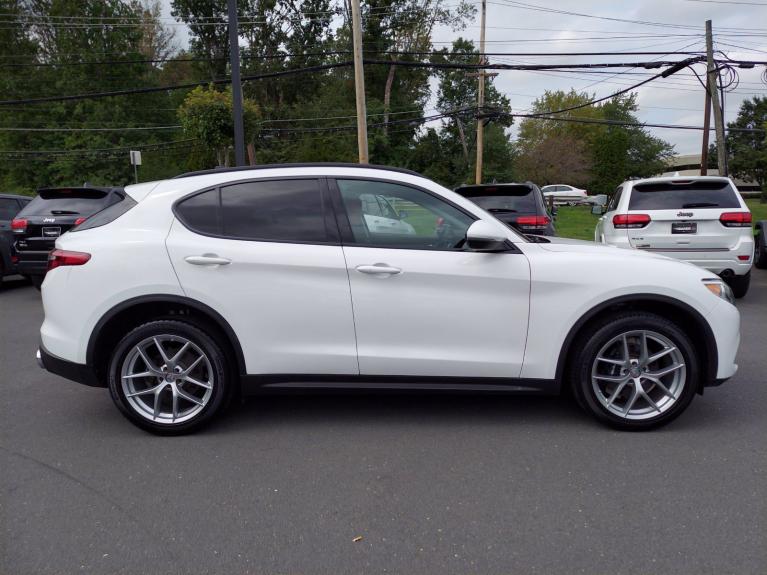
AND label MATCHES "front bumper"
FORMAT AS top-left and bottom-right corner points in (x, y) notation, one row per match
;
(37, 344), (103, 387)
